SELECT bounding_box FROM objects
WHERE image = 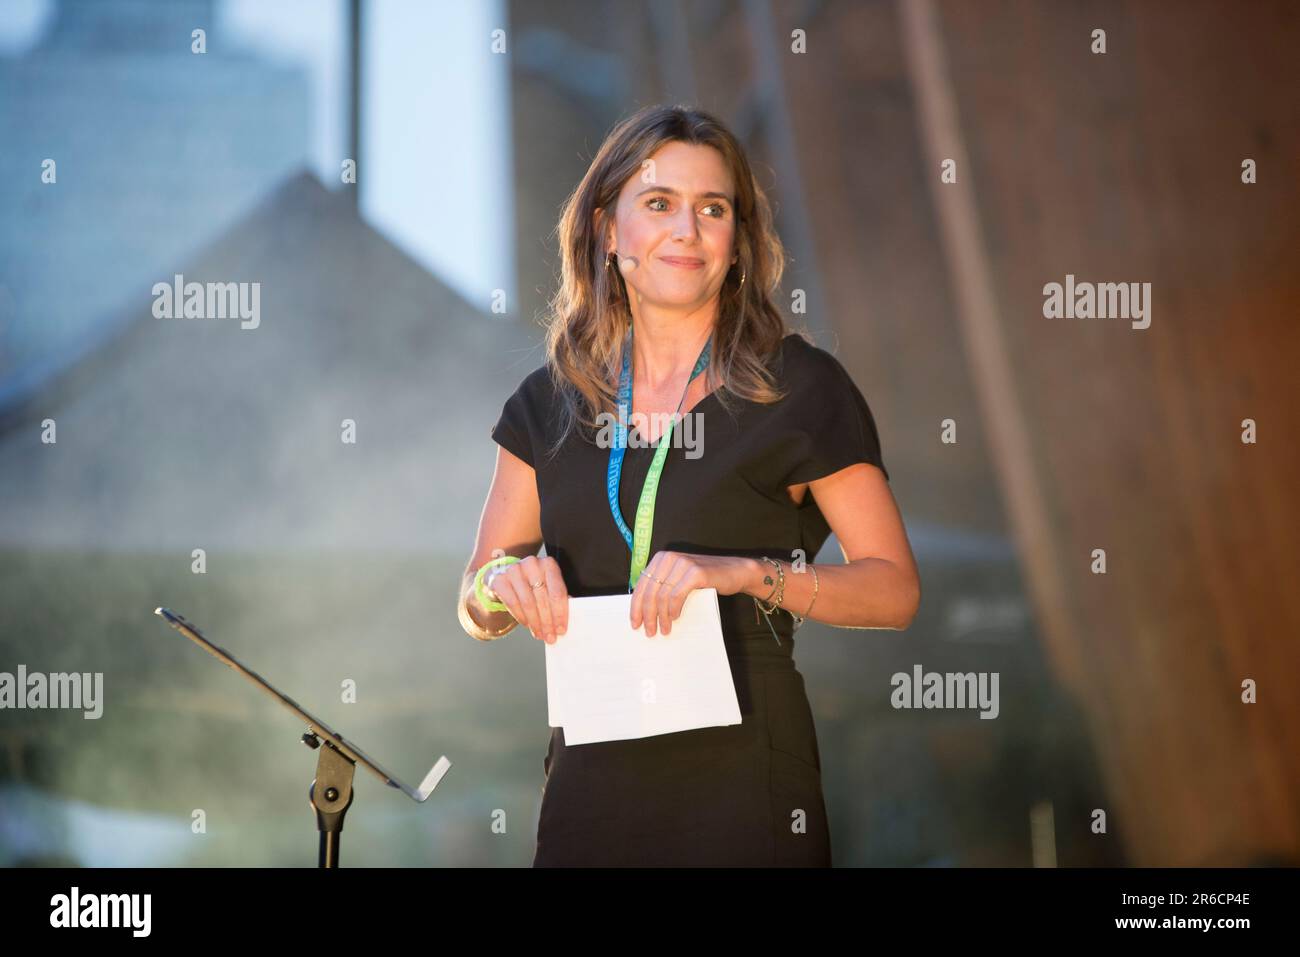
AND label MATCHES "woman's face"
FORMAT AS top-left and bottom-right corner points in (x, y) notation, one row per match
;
(604, 141), (738, 309)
